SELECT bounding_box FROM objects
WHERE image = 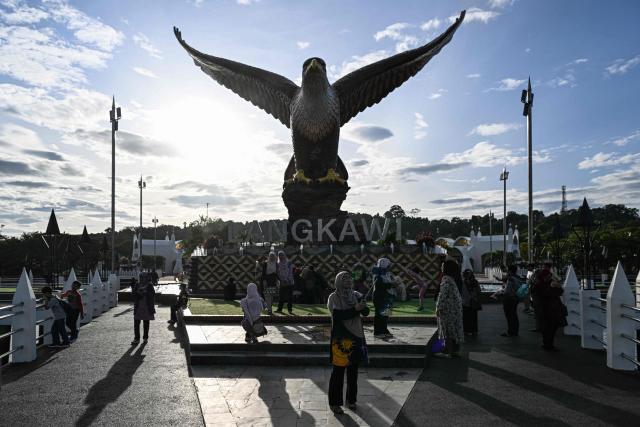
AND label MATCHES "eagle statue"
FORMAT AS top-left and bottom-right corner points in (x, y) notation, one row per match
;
(173, 10), (465, 187)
